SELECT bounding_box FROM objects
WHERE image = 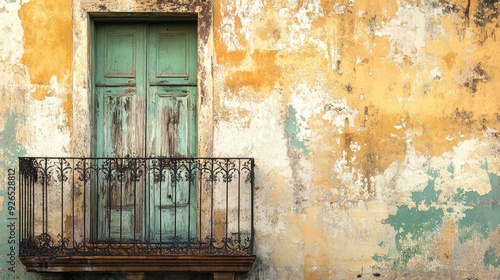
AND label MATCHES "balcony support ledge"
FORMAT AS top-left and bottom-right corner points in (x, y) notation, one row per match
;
(20, 254), (256, 274)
